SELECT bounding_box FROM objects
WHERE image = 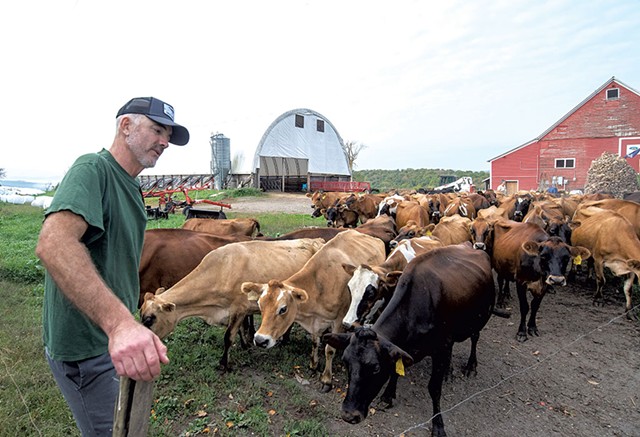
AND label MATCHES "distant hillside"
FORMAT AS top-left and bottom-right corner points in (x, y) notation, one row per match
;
(352, 168), (489, 192)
